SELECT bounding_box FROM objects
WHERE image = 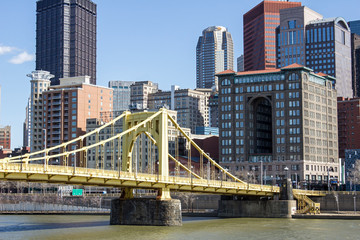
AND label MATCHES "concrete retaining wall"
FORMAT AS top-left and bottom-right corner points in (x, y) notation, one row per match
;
(218, 200), (296, 218)
(312, 193), (360, 211)
(0, 202), (107, 212)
